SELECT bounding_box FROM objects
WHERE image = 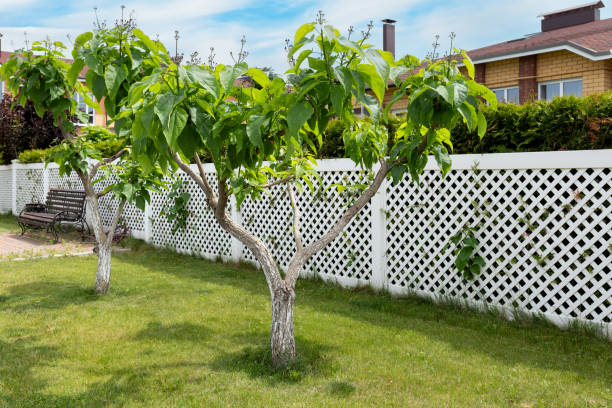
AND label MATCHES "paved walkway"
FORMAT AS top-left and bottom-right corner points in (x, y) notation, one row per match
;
(0, 232), (95, 260)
